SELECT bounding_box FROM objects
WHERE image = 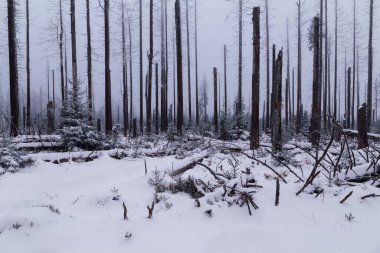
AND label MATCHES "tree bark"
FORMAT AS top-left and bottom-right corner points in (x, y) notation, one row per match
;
(296, 1), (302, 134)
(367, 0), (374, 128)
(250, 7), (260, 150)
(122, 0), (129, 136)
(175, 0), (184, 134)
(26, 0), (31, 132)
(352, 0), (356, 129)
(86, 0), (93, 122)
(237, 0), (243, 126)
(186, 0), (192, 126)
(310, 16), (321, 147)
(334, 0), (338, 120)
(272, 49), (283, 153)
(347, 67), (352, 129)
(155, 63), (159, 134)
(265, 0), (270, 132)
(213, 68), (218, 133)
(8, 0), (20, 137)
(104, 0), (112, 134)
(139, 0), (144, 134)
(146, 0), (154, 135)
(358, 104), (369, 149)
(195, 0), (199, 126)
